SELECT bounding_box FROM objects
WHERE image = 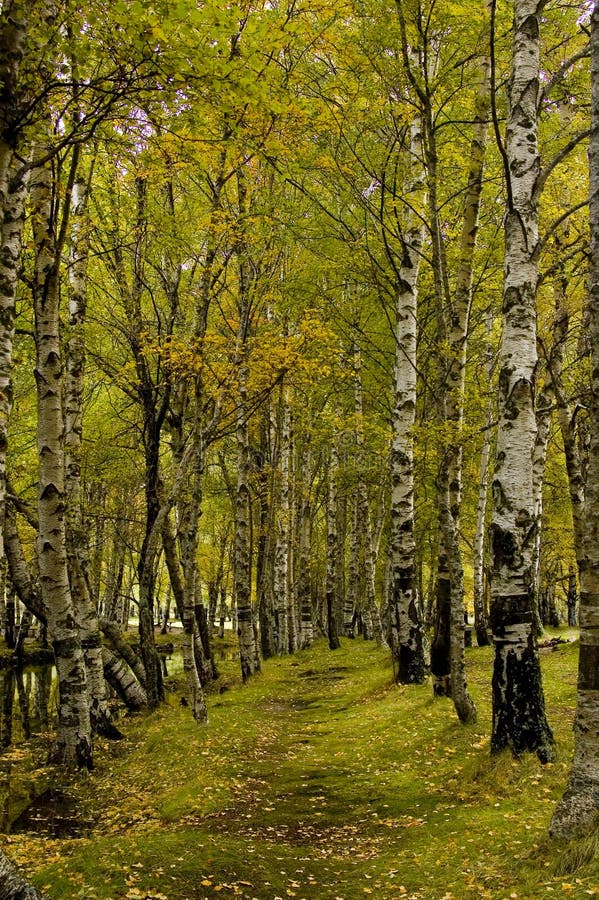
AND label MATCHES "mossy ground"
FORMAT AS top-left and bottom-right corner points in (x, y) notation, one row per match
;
(3, 629), (598, 899)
